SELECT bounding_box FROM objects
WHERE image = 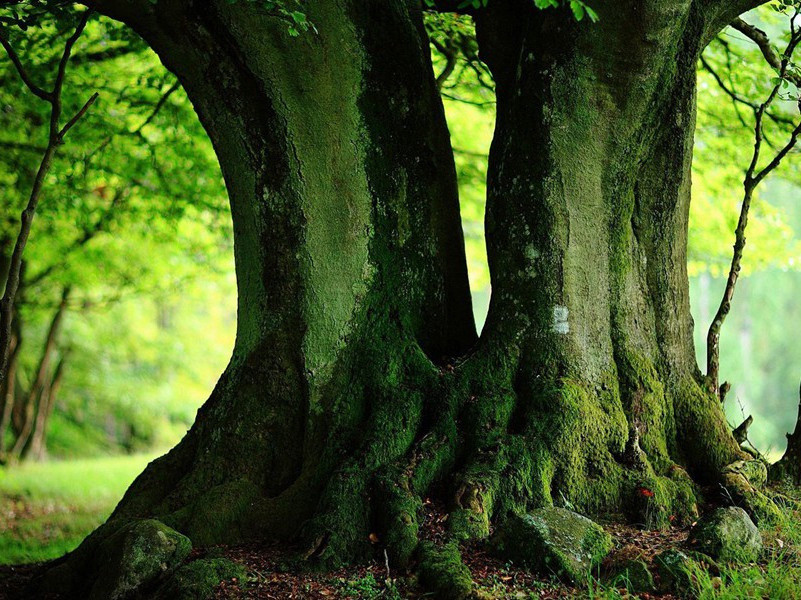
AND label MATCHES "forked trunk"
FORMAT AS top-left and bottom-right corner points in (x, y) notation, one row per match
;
(42, 0), (759, 596)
